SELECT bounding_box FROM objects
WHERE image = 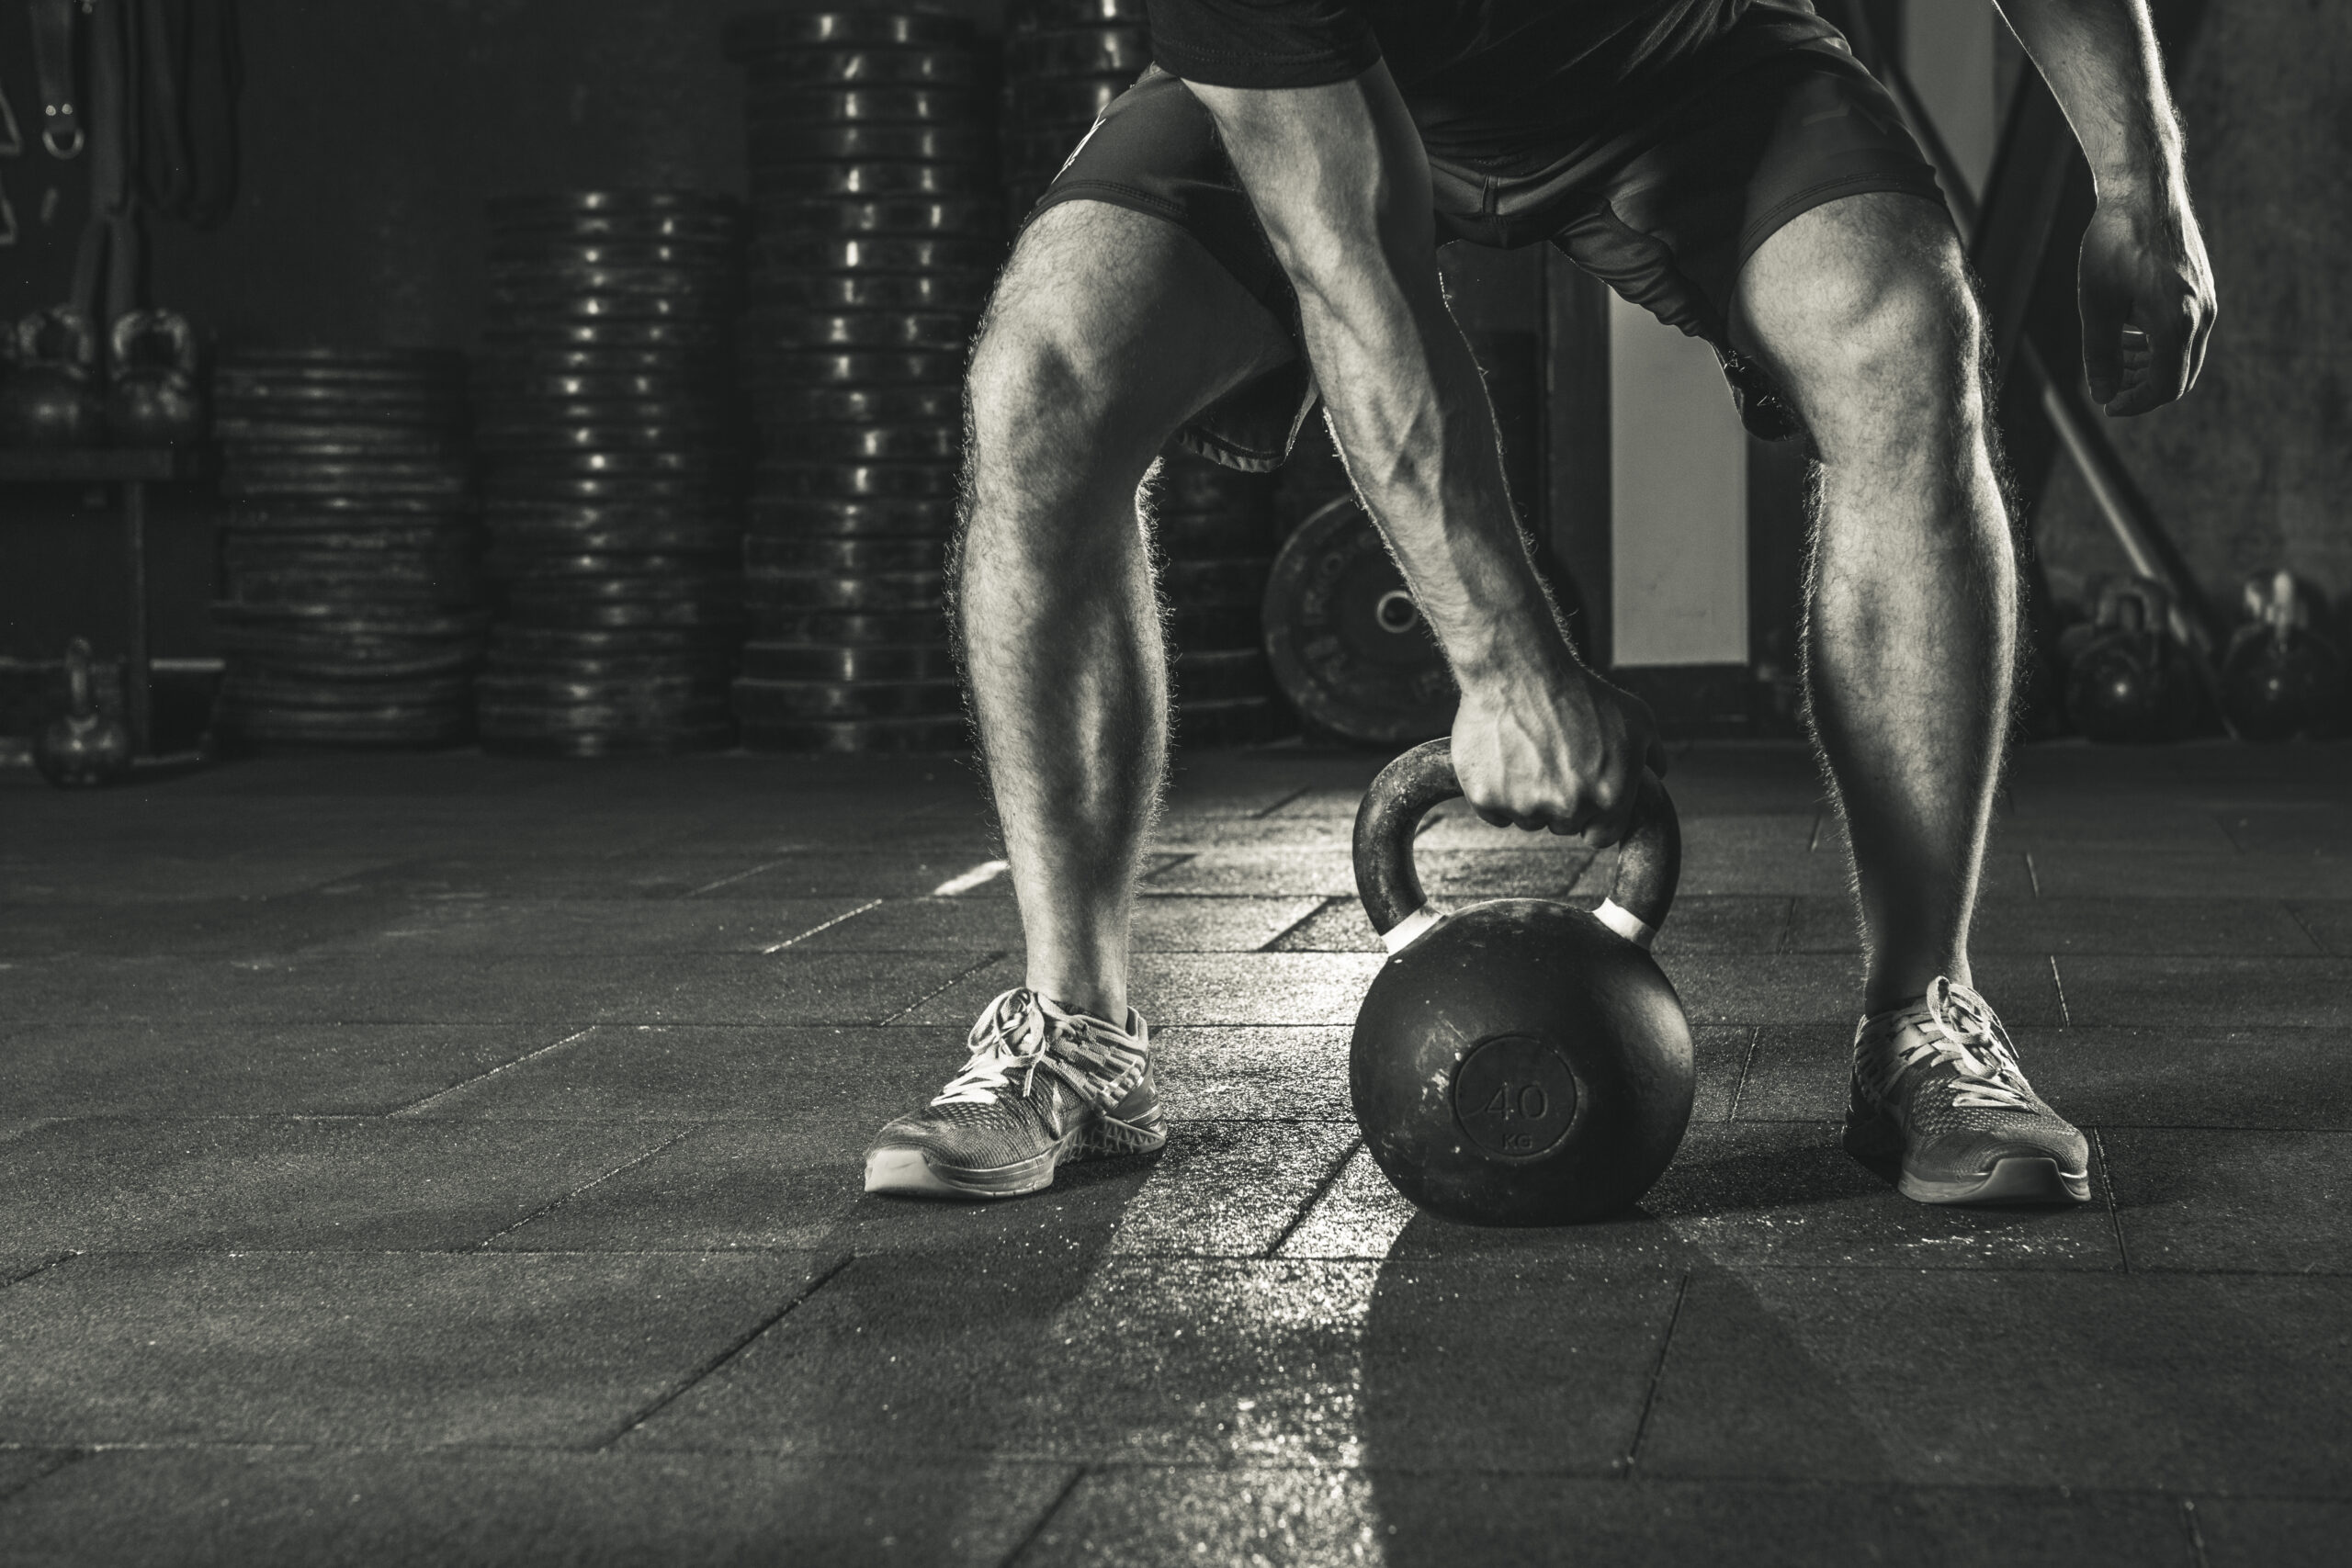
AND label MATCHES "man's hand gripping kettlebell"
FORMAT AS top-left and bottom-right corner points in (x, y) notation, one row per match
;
(1451, 637), (1669, 847)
